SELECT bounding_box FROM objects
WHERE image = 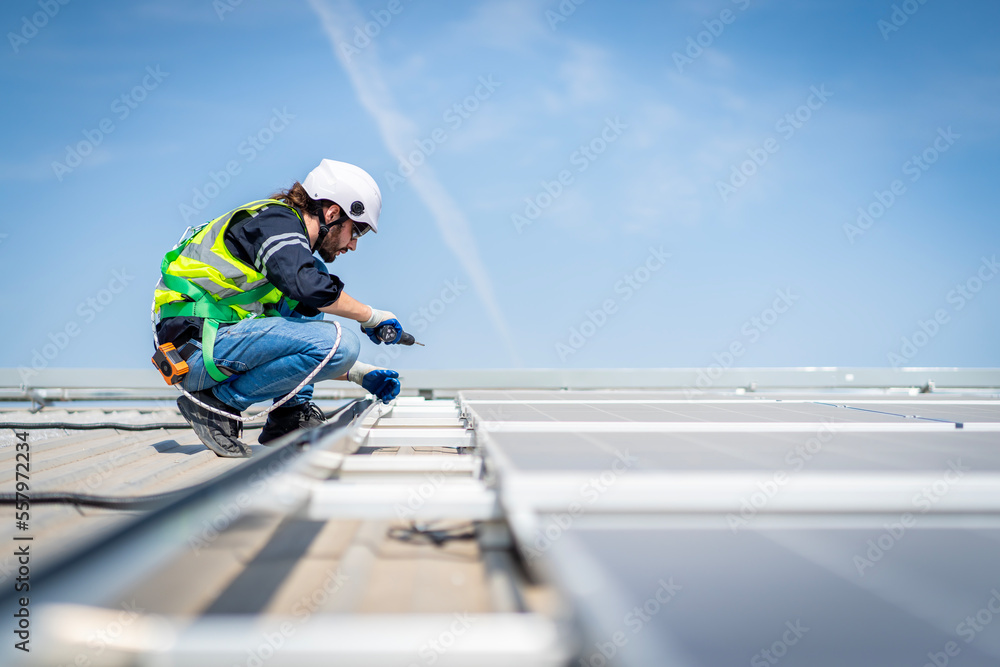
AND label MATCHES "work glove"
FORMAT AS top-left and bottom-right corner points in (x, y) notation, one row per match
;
(348, 361), (400, 404)
(360, 307), (404, 345)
